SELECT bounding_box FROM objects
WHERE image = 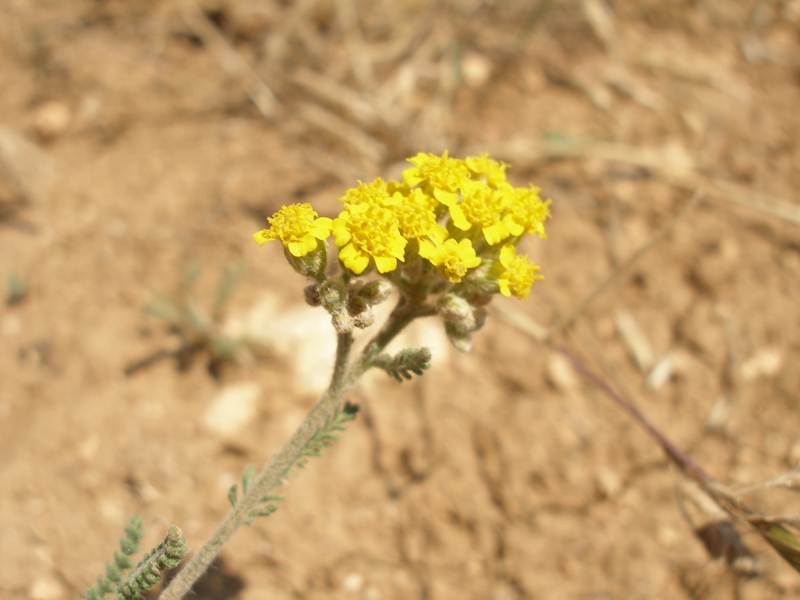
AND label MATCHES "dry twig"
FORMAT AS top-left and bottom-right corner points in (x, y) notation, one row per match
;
(180, 2), (279, 119)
